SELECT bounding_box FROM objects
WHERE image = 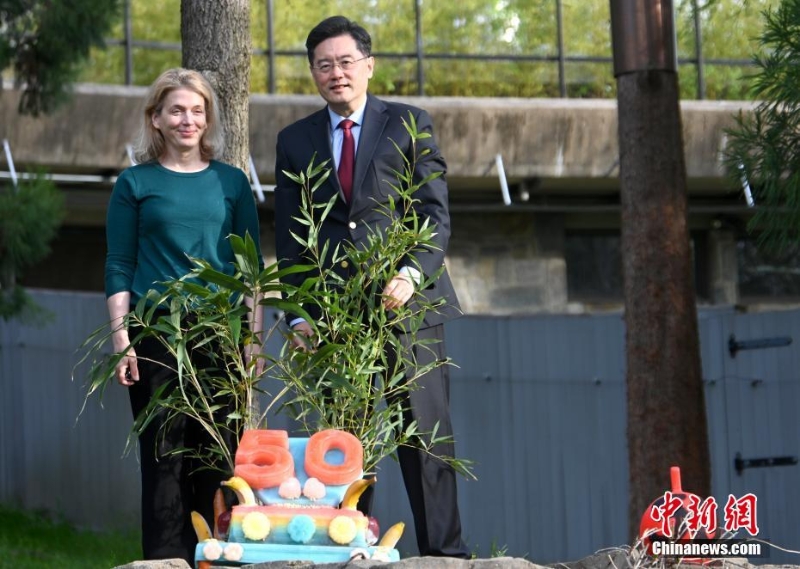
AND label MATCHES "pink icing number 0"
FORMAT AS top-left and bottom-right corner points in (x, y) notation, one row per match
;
(233, 429), (364, 489)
